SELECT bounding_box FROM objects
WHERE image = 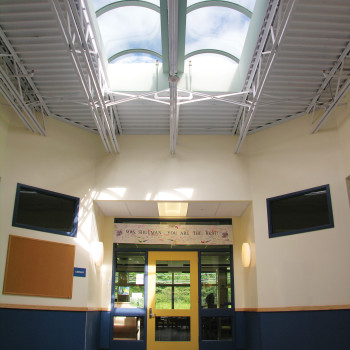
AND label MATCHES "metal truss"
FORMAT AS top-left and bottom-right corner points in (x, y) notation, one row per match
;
(50, 0), (119, 153)
(234, 0), (296, 153)
(232, 0), (280, 136)
(167, 0), (184, 154)
(0, 27), (47, 135)
(310, 43), (350, 133)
